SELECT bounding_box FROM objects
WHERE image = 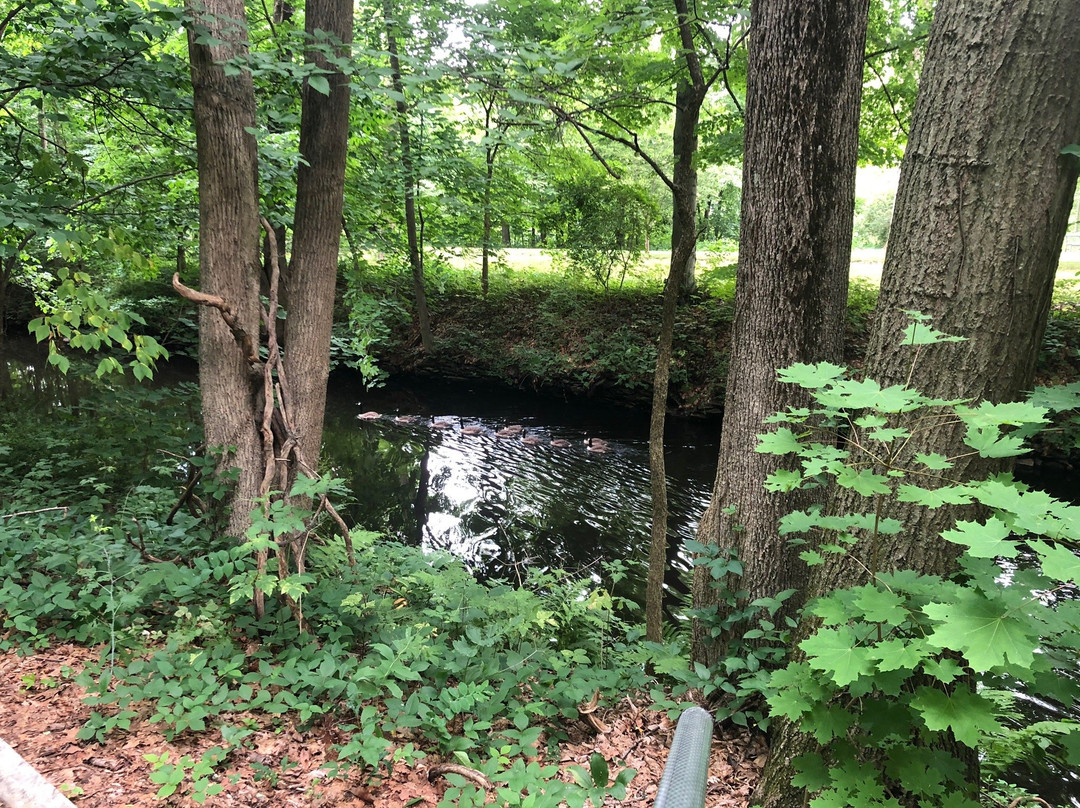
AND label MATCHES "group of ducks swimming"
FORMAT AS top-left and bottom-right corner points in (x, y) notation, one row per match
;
(356, 411), (613, 453)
